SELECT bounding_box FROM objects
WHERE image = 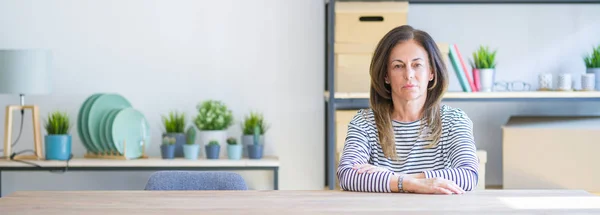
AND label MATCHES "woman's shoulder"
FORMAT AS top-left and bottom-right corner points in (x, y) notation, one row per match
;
(347, 109), (376, 130)
(440, 104), (472, 127)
